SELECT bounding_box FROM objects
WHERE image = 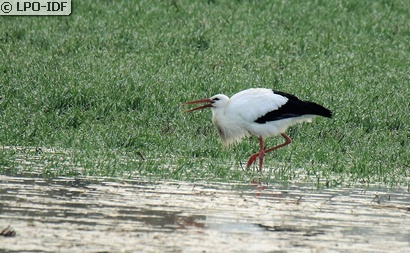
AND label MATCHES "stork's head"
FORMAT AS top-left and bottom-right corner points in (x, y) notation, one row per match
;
(184, 94), (229, 112)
